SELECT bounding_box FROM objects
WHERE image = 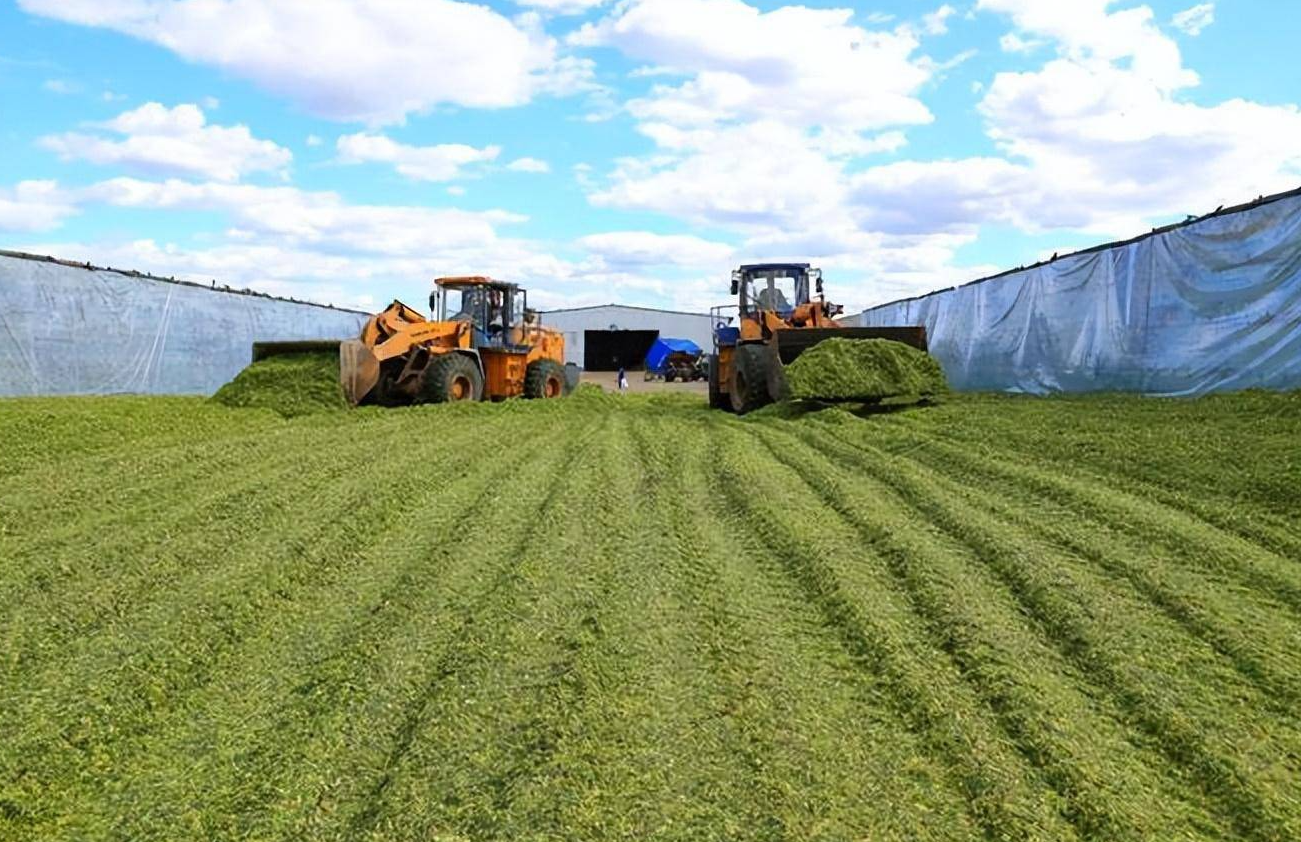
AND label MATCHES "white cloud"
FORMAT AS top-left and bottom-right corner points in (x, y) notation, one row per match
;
(571, 0), (933, 132)
(305, 134), (323, 147)
(976, 0), (1195, 91)
(39, 102), (291, 182)
(592, 121), (852, 229)
(851, 3), (1301, 238)
(577, 231), (733, 266)
(1172, 3), (1214, 36)
(998, 32), (1043, 53)
(514, 0), (607, 16)
(201, 95), (220, 110)
(507, 157), (551, 173)
(335, 133), (500, 182)
(0, 181), (79, 232)
(446, 185), (467, 196)
(922, 5), (956, 35)
(17, 0), (591, 125)
(42, 79), (78, 94)
(80, 177), (526, 256)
